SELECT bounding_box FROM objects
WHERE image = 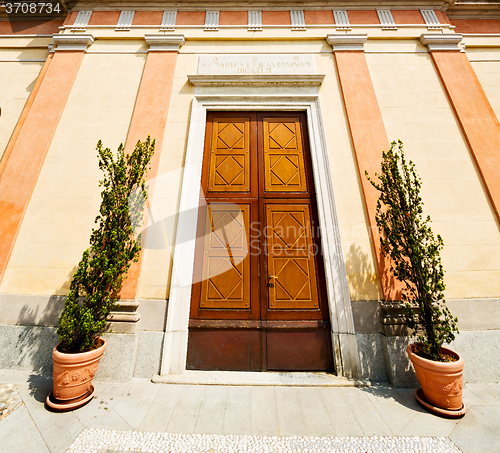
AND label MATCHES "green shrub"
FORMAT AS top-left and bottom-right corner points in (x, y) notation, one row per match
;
(57, 137), (154, 353)
(366, 140), (458, 361)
